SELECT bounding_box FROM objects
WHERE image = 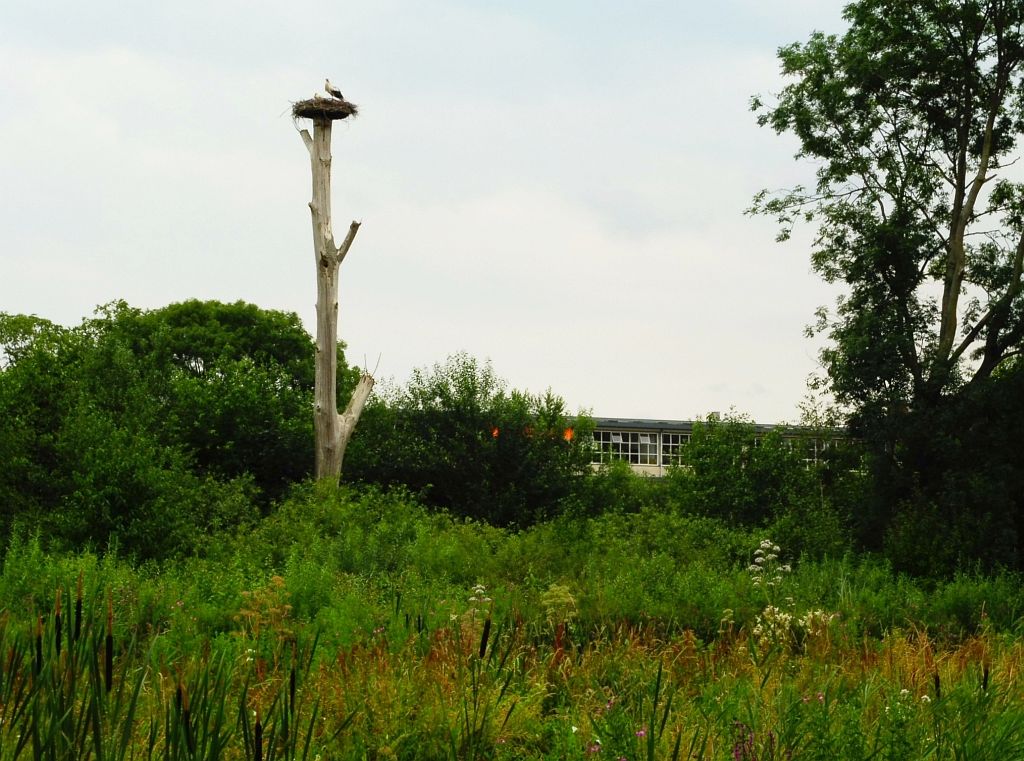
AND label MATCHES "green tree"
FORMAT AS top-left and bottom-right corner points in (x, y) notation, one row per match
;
(0, 315), (78, 532)
(346, 353), (594, 526)
(78, 300), (351, 499)
(752, 0), (1024, 570)
(0, 300), (356, 557)
(665, 414), (847, 556)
